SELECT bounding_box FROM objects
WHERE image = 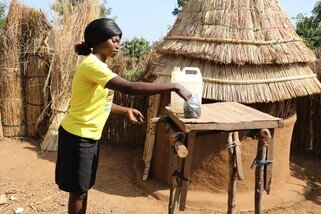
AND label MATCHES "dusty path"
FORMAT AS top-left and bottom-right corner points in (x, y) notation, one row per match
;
(0, 138), (320, 214)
